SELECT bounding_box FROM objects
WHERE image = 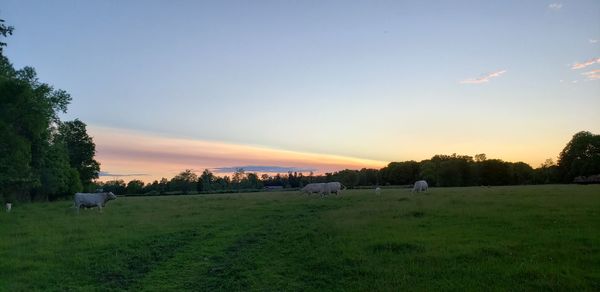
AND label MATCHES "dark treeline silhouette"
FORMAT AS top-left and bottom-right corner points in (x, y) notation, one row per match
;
(96, 130), (600, 195)
(94, 158), (551, 196)
(0, 19), (99, 203)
